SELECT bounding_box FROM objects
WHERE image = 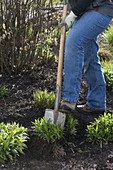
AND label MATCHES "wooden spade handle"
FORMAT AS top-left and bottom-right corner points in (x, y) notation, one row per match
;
(56, 4), (68, 88)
